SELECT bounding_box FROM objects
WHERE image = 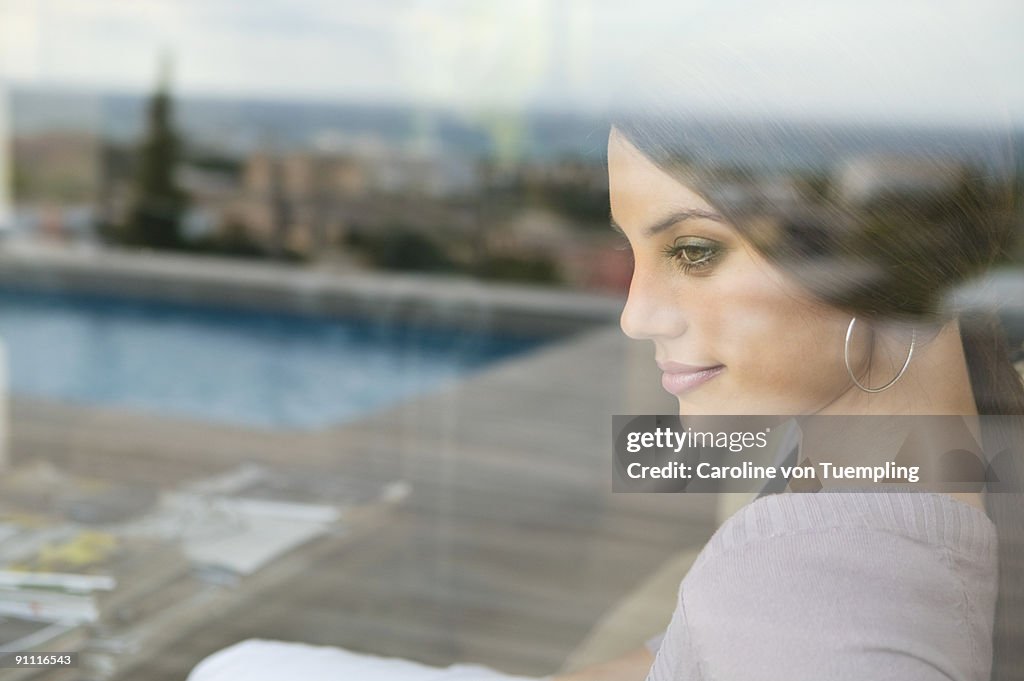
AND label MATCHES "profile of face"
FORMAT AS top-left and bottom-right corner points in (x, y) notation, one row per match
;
(608, 128), (860, 416)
